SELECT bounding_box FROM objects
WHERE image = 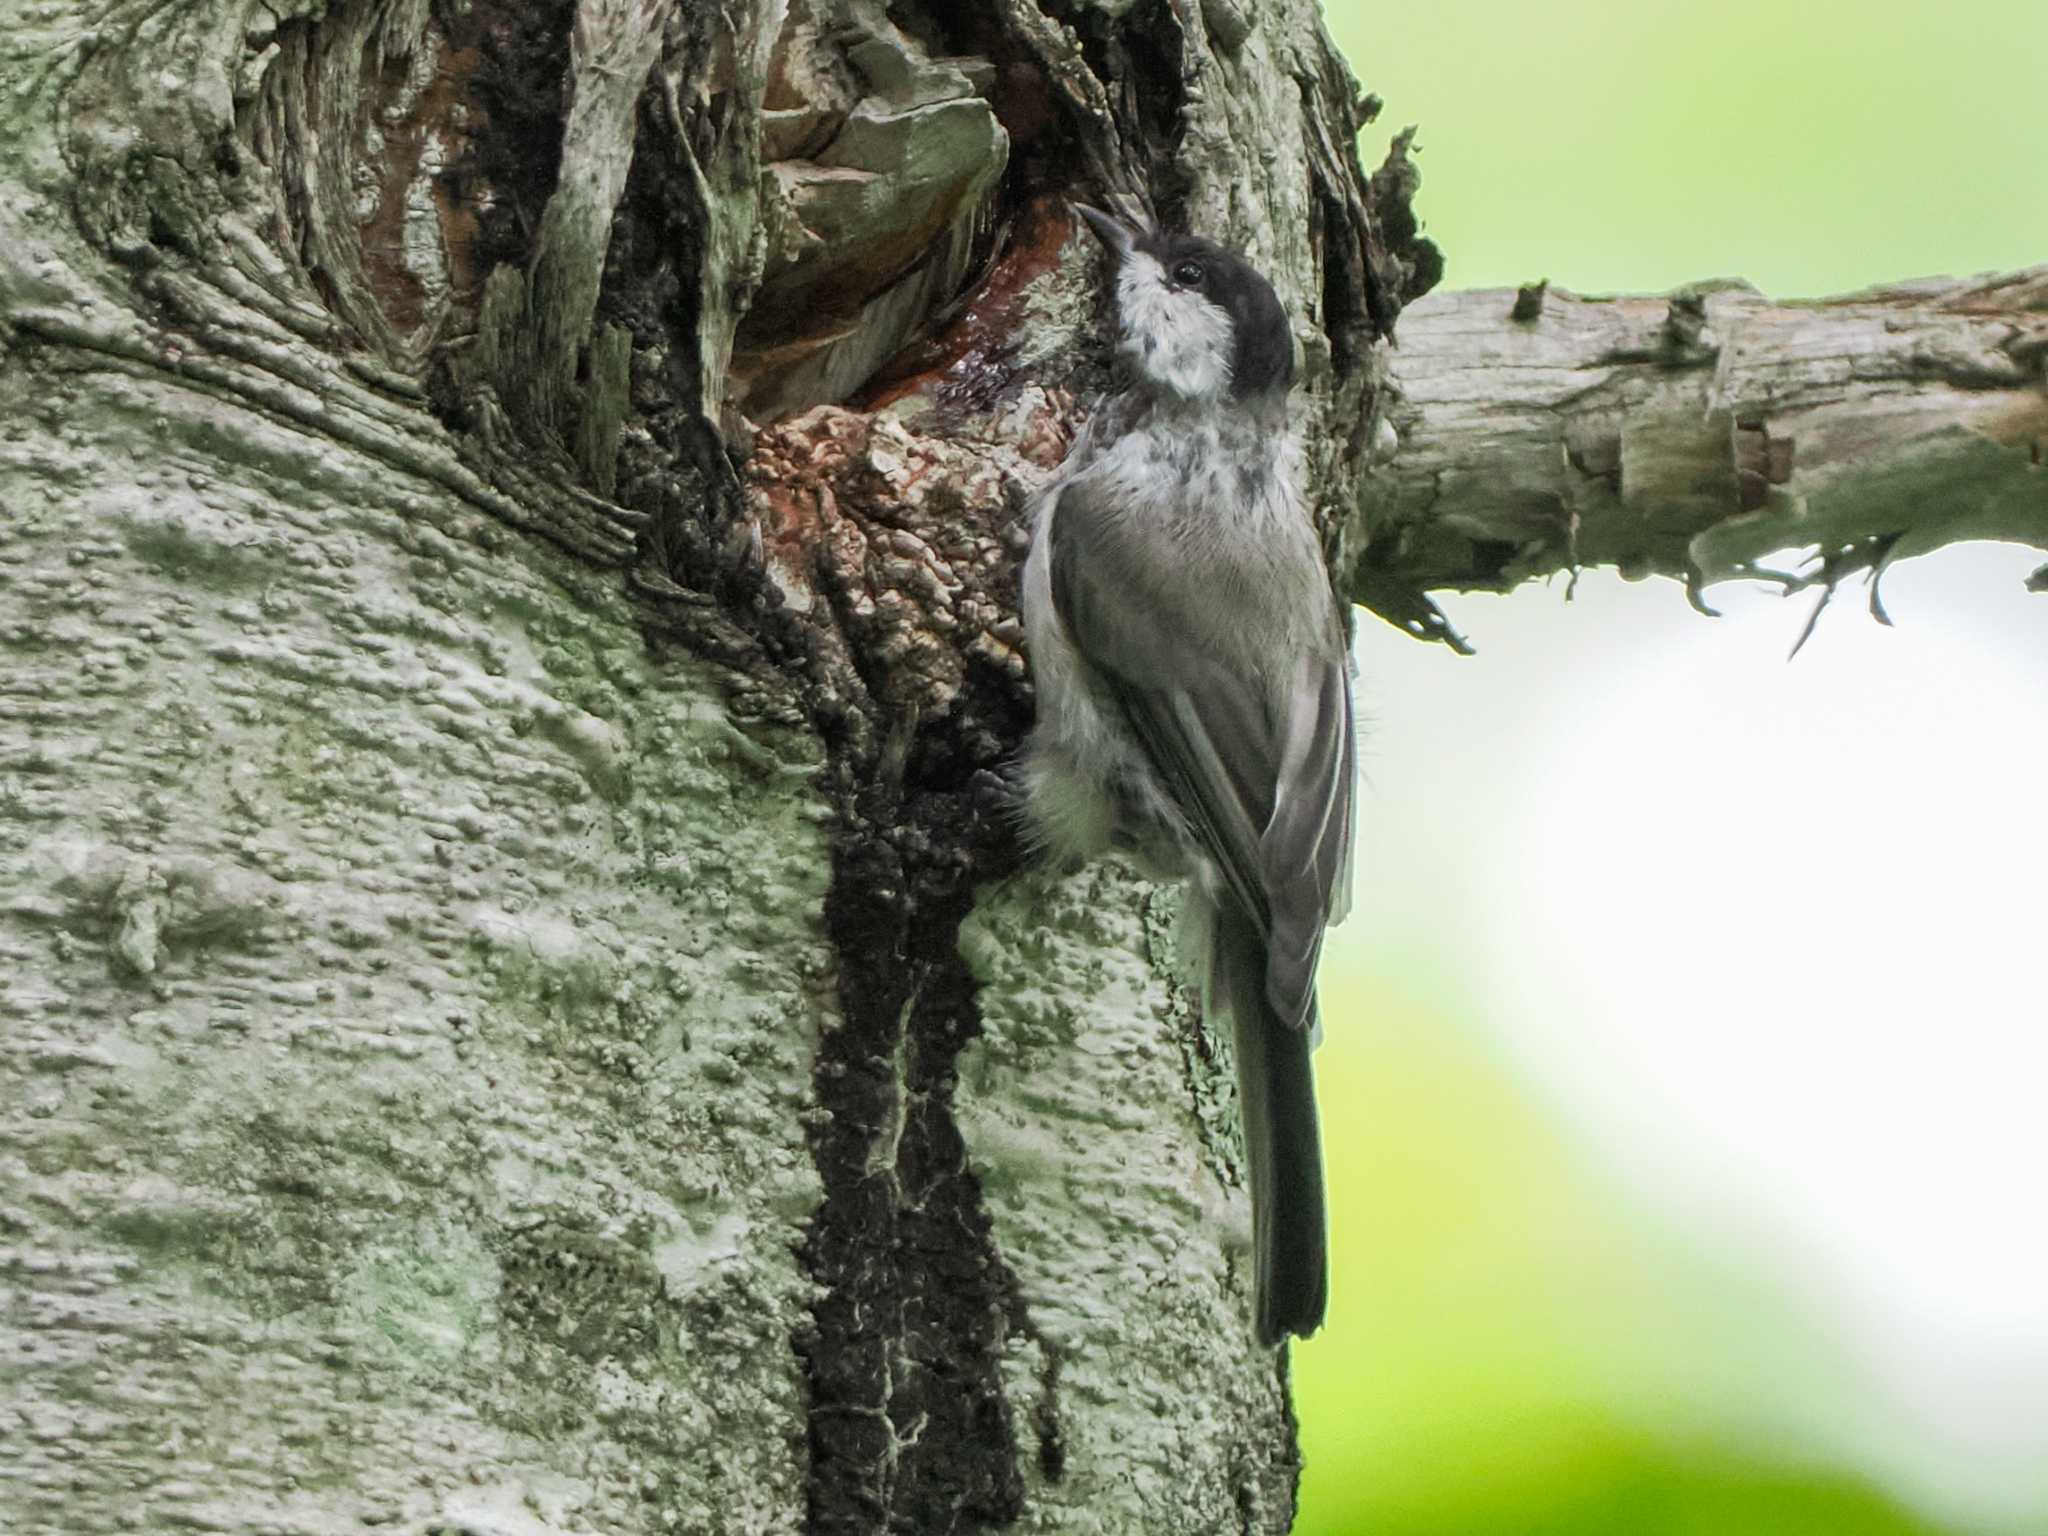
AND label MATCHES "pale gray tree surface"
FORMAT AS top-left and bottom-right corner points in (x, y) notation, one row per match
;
(0, 1), (2040, 1534)
(1365, 273), (2048, 650)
